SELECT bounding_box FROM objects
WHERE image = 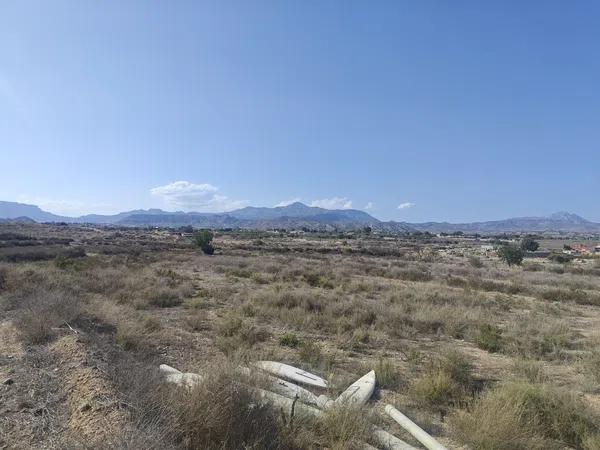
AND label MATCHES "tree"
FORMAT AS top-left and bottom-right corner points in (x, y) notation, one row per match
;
(497, 244), (524, 266)
(520, 236), (539, 252)
(193, 229), (215, 255)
